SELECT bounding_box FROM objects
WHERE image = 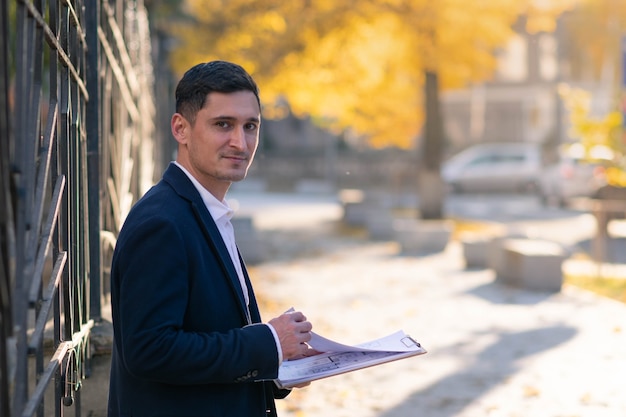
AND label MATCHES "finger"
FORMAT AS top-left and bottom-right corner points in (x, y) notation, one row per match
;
(294, 320), (312, 333)
(289, 311), (306, 322)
